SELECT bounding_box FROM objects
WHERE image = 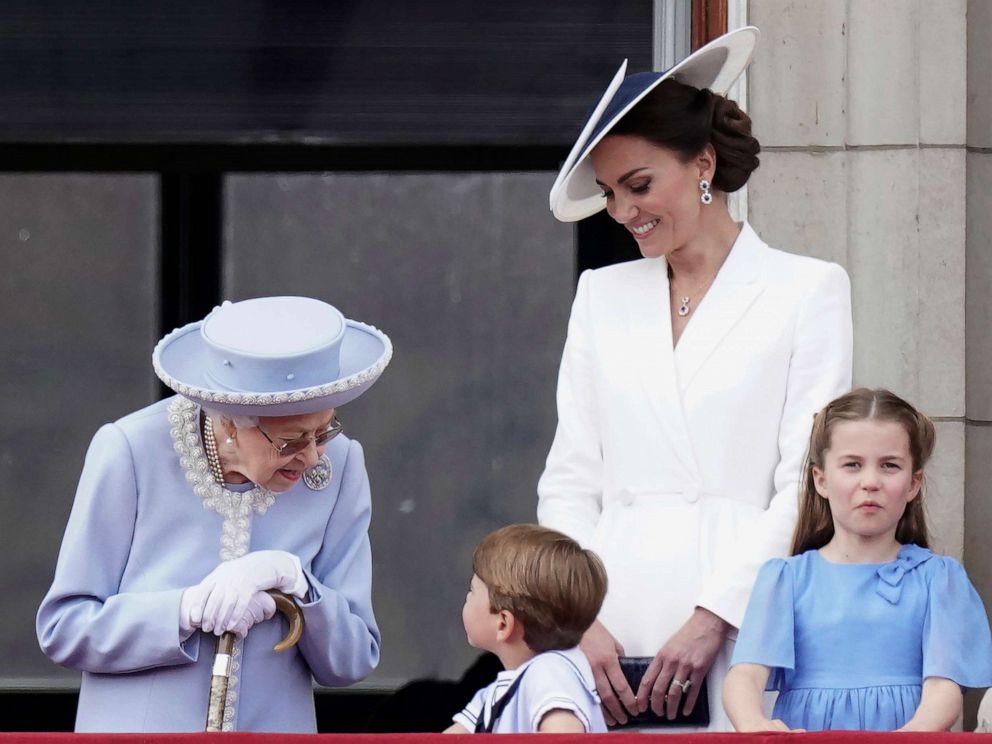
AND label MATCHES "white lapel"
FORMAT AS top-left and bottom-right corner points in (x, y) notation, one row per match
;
(622, 258), (699, 475)
(674, 222), (767, 393)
